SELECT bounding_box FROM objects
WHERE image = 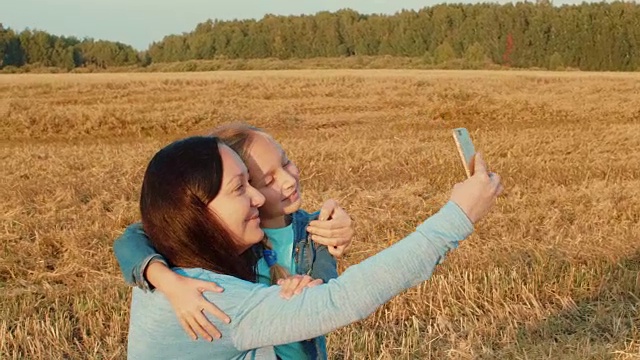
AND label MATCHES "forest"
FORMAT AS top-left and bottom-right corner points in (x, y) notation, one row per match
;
(1, 1), (639, 71)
